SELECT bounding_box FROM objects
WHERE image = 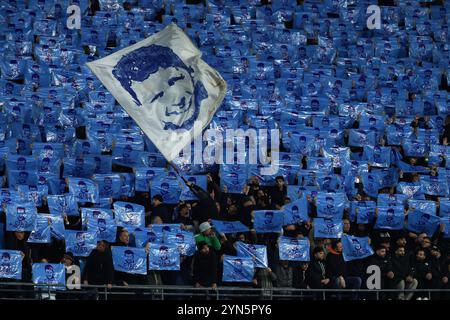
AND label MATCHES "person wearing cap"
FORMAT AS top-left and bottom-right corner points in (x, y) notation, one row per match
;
(194, 222), (221, 251)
